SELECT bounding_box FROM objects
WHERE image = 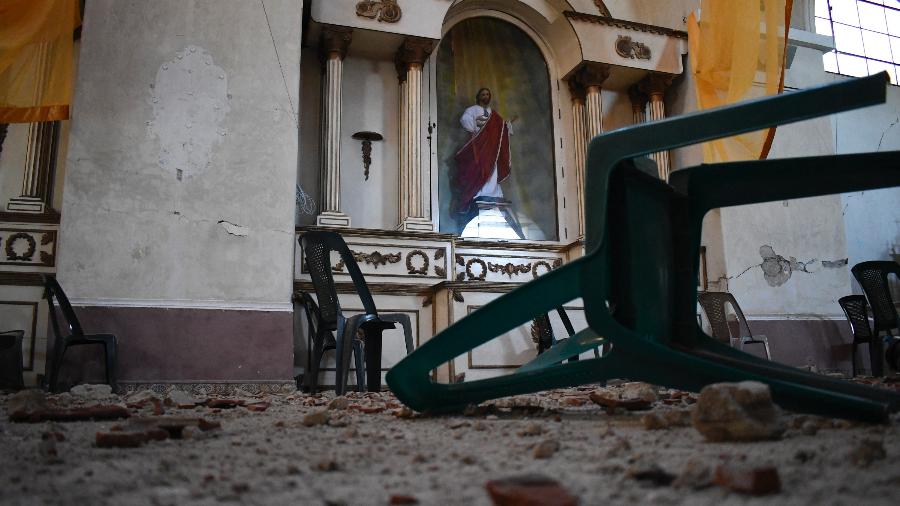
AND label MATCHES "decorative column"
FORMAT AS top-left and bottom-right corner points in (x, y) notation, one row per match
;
(316, 26), (353, 228)
(576, 63), (610, 141)
(7, 121), (59, 213)
(395, 37), (434, 232)
(628, 85), (648, 125)
(567, 79), (587, 238)
(639, 73), (674, 180)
